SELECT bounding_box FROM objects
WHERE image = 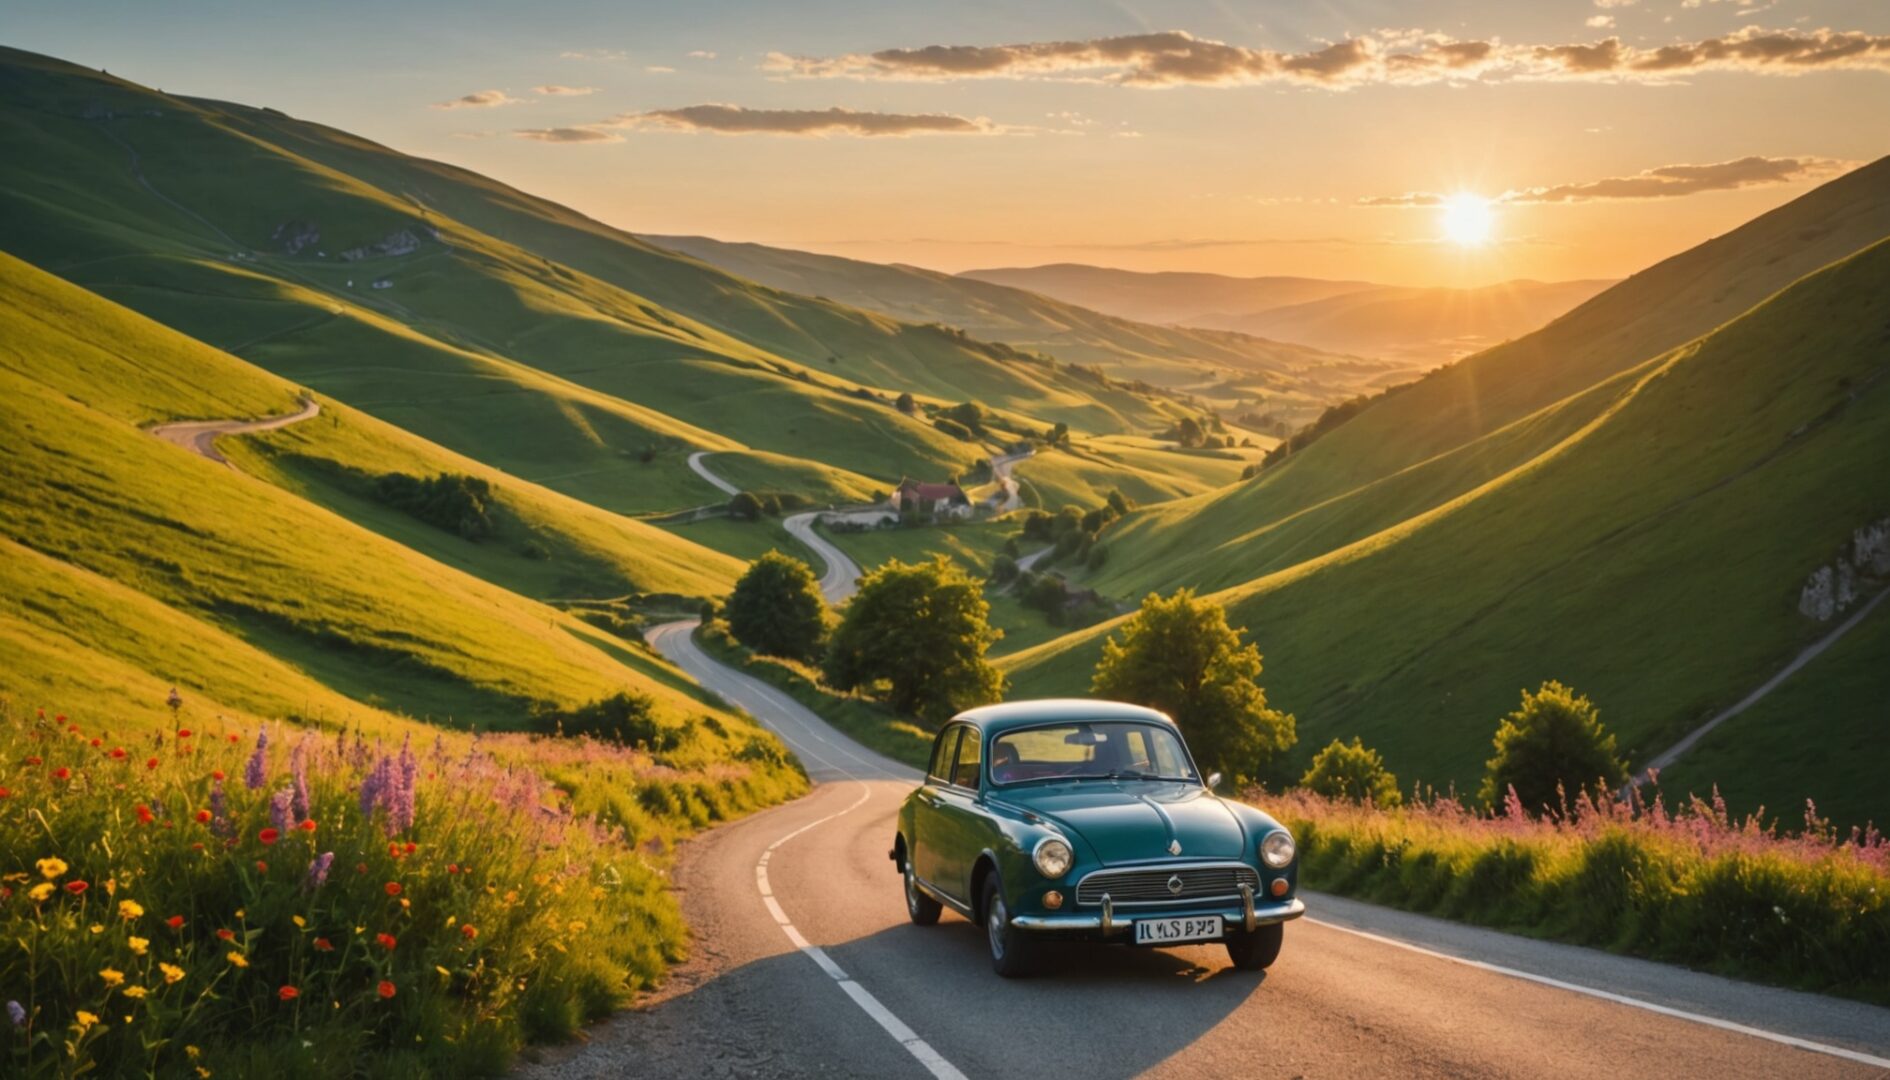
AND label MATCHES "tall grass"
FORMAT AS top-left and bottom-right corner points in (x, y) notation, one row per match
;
(0, 703), (804, 1077)
(1268, 779), (1890, 1002)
